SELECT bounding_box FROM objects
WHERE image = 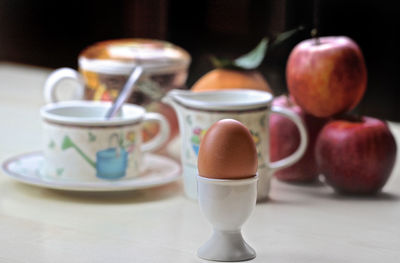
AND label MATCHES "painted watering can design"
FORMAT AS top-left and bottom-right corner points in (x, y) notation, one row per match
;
(61, 133), (131, 179)
(41, 101), (170, 182)
(163, 89), (308, 201)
